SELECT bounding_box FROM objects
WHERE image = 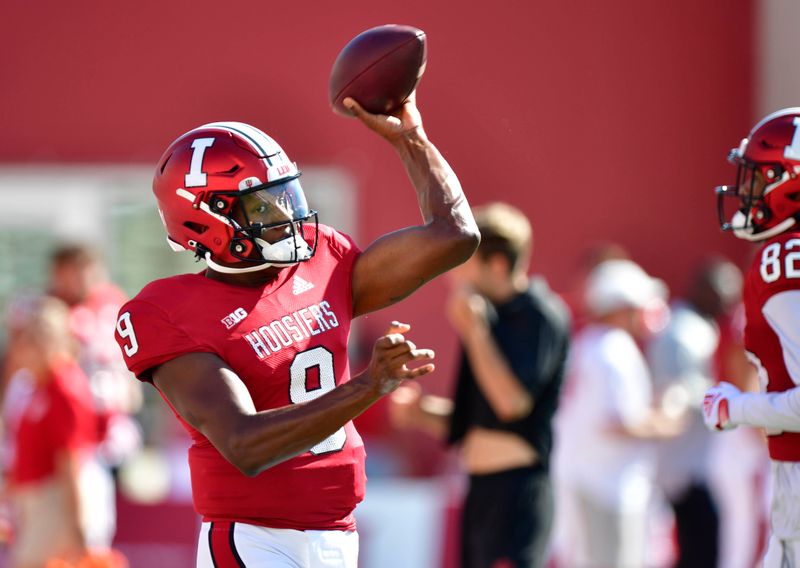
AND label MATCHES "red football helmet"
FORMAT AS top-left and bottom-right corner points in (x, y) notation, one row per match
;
(717, 108), (800, 241)
(153, 122), (317, 273)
